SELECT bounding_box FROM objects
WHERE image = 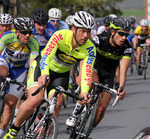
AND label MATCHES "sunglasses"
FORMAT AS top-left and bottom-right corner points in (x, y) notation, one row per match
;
(19, 30), (33, 35)
(50, 19), (60, 23)
(116, 31), (129, 37)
